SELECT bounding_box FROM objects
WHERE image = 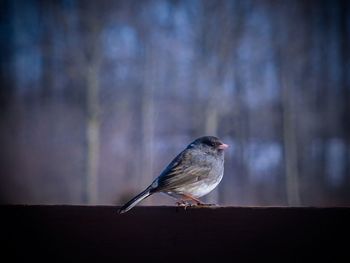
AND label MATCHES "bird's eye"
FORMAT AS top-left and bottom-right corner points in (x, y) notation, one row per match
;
(207, 141), (215, 147)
